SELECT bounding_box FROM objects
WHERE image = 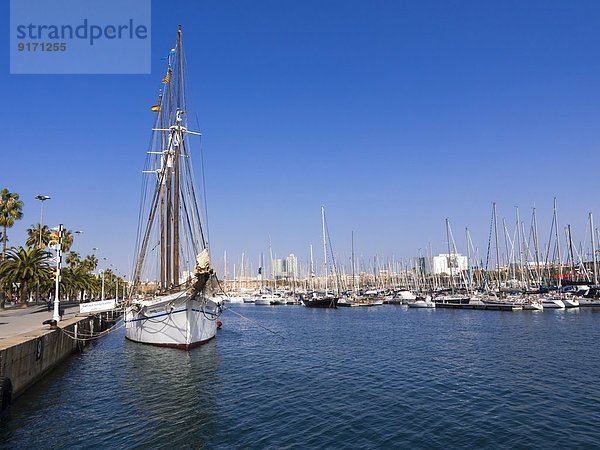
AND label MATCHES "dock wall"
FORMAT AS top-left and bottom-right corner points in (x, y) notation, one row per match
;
(0, 314), (113, 400)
